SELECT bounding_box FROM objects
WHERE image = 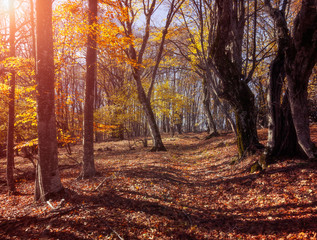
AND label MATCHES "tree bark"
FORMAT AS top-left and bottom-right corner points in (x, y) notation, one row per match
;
(134, 74), (166, 151)
(265, 0), (317, 160)
(233, 82), (262, 156)
(6, 0), (16, 193)
(80, 0), (98, 178)
(143, 116), (148, 147)
(211, 0), (262, 157)
(266, 5), (301, 158)
(123, 0), (168, 151)
(35, 0), (63, 201)
(285, 0), (317, 159)
(202, 78), (218, 136)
